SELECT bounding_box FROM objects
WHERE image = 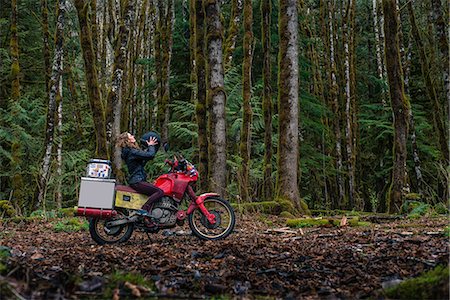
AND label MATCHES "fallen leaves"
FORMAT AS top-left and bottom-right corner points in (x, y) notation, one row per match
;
(0, 215), (448, 298)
